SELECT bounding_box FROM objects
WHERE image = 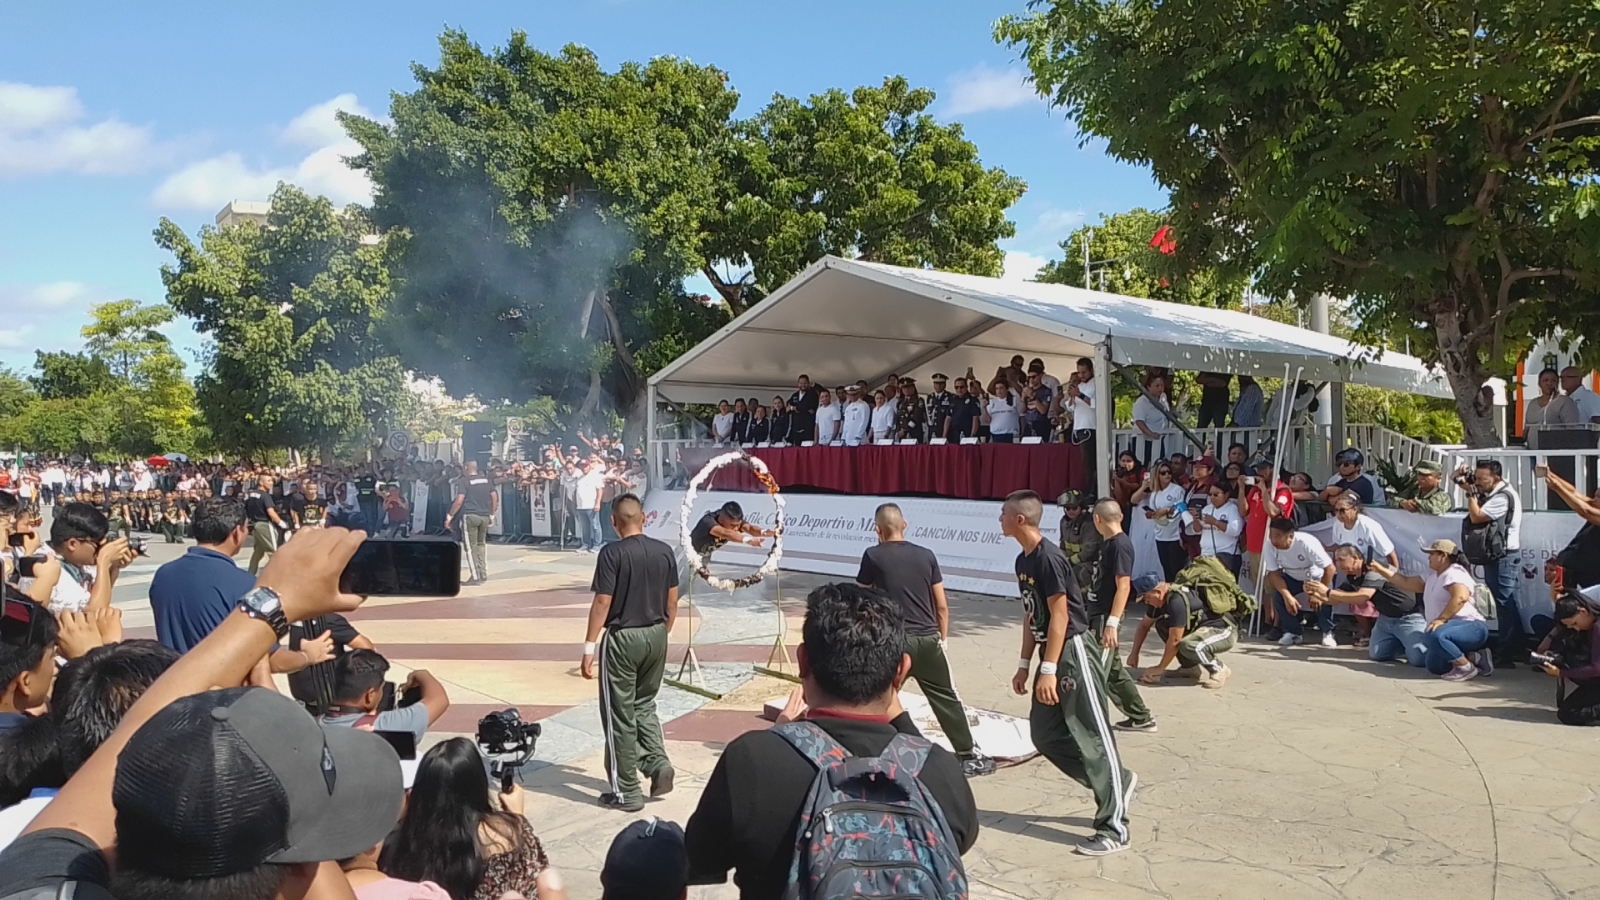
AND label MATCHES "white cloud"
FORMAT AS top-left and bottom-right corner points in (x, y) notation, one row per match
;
(1033, 207), (1085, 235)
(1002, 250), (1049, 282)
(0, 82), (169, 177)
(0, 282), (110, 364)
(0, 327), (33, 349)
(942, 65), (1042, 117)
(151, 94), (375, 211)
